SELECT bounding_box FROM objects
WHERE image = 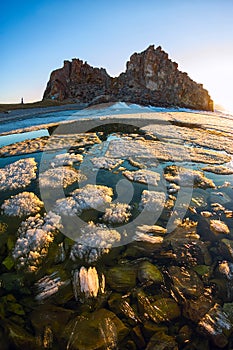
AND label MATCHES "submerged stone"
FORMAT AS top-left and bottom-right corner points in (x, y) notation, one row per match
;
(145, 332), (178, 350)
(63, 308), (129, 350)
(106, 265), (137, 292)
(168, 266), (204, 298)
(198, 303), (233, 348)
(137, 261), (163, 284)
